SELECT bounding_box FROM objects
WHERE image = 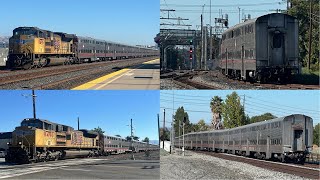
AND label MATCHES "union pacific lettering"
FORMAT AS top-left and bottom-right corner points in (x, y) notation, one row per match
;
(44, 131), (54, 138)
